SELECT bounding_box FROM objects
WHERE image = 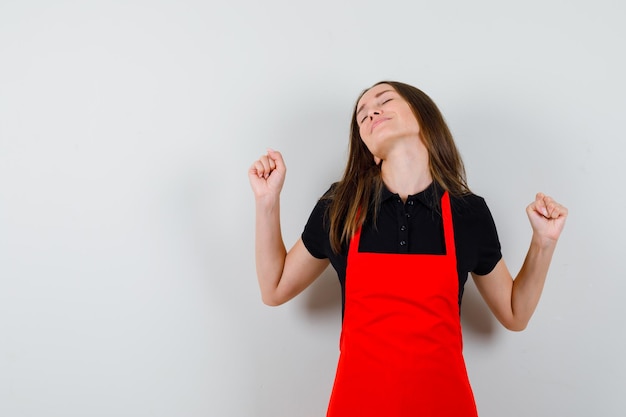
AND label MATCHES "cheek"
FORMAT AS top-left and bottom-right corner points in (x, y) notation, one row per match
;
(358, 127), (369, 143)
(407, 115), (421, 133)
